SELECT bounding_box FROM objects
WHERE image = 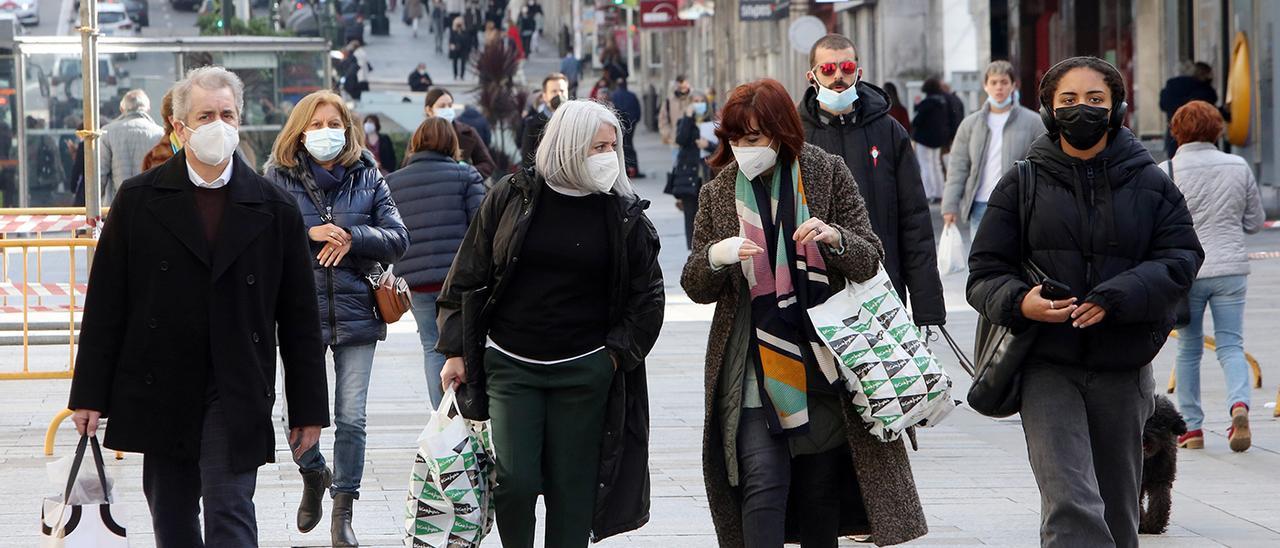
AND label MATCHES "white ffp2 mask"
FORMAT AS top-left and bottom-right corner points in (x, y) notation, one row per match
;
(584, 152), (620, 194)
(185, 120), (239, 166)
(731, 145), (778, 181)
